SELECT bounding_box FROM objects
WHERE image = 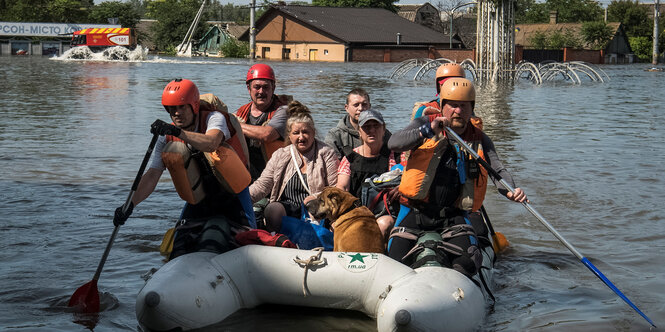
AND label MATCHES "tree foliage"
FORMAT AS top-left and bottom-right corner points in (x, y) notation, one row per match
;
(88, 1), (141, 29)
(312, 0), (397, 13)
(528, 28), (582, 49)
(515, 0), (603, 23)
(220, 38), (249, 58)
(581, 21), (615, 49)
(629, 36), (652, 61)
(1, 0), (94, 22)
(206, 0), (253, 24)
(146, 0), (209, 52)
(607, 0), (650, 37)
